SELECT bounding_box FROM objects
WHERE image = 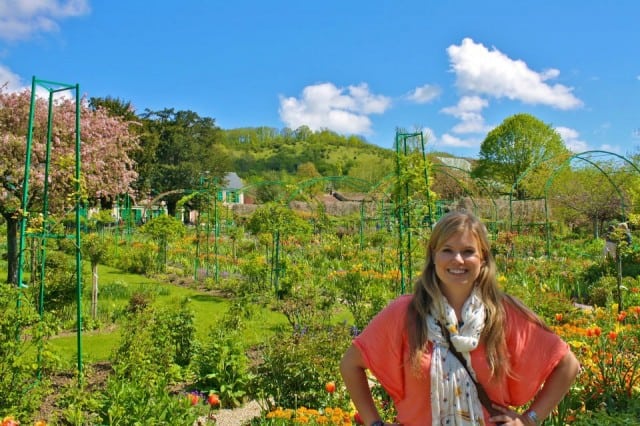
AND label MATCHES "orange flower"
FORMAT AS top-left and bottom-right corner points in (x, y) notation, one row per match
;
(607, 331), (618, 341)
(207, 393), (220, 407)
(187, 393), (199, 405)
(555, 313), (563, 322)
(325, 381), (336, 393)
(617, 311), (627, 322)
